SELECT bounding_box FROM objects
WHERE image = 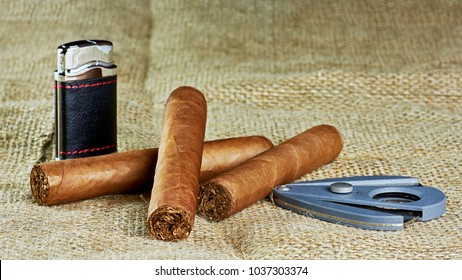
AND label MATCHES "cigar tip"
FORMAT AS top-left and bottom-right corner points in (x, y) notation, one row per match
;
(147, 206), (193, 241)
(255, 135), (275, 149)
(321, 124), (344, 151)
(317, 123), (343, 138)
(198, 181), (233, 222)
(30, 165), (49, 205)
(171, 86), (206, 103)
